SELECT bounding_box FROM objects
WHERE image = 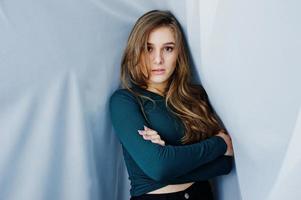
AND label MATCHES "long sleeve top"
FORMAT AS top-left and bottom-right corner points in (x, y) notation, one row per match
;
(109, 85), (233, 196)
